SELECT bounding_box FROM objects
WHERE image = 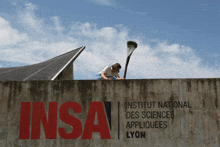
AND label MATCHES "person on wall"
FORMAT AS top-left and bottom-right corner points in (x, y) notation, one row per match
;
(96, 63), (125, 81)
